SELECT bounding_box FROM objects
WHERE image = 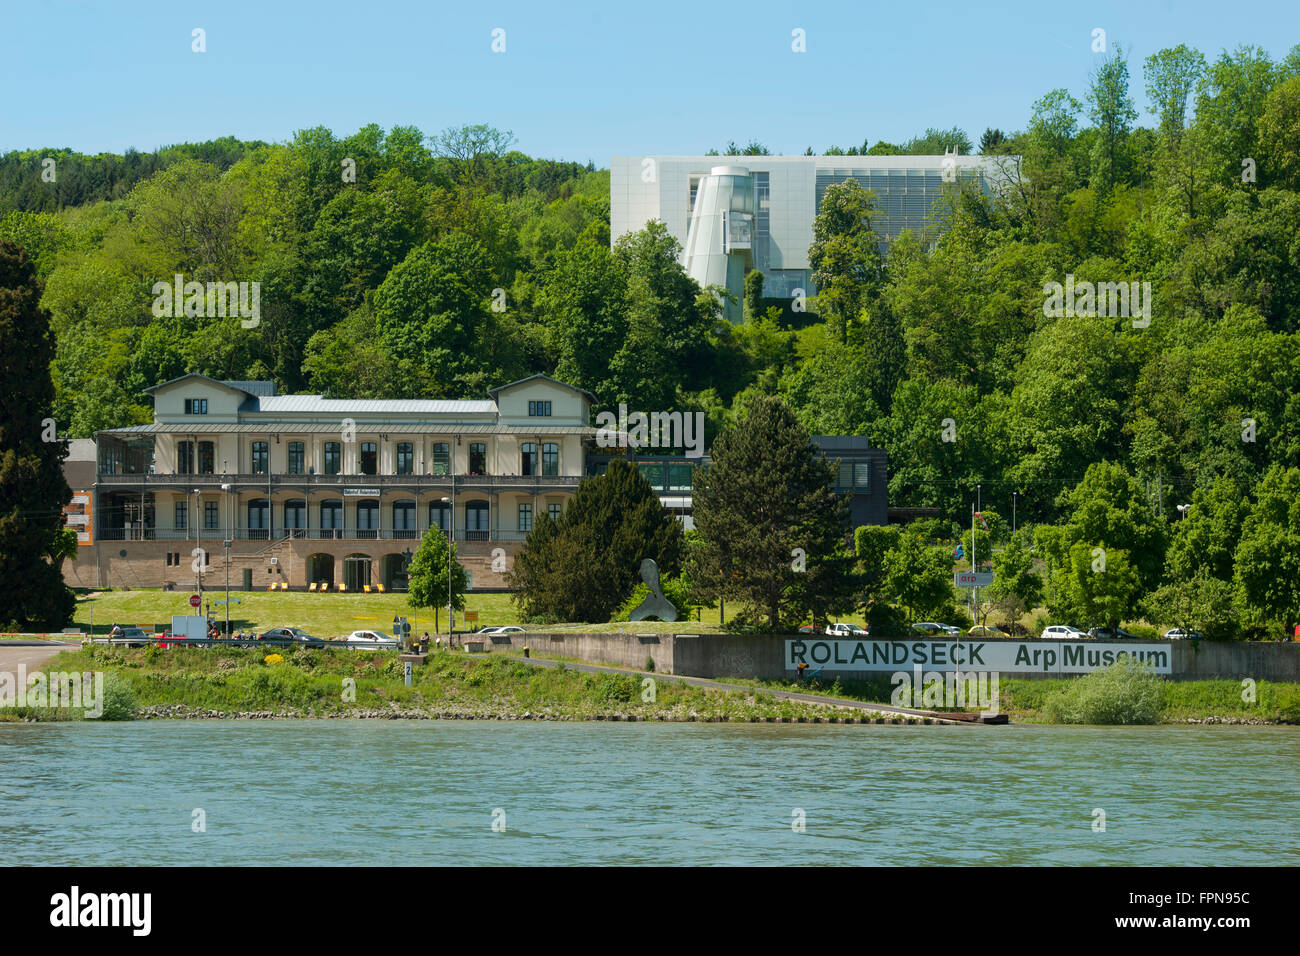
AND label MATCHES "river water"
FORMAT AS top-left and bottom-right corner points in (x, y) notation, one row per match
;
(2, 721), (1296, 865)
